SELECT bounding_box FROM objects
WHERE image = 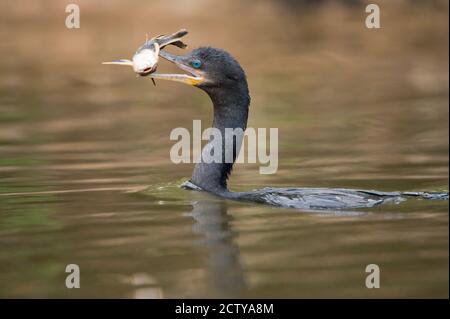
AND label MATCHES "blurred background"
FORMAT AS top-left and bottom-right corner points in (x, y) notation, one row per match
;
(0, 0), (448, 298)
